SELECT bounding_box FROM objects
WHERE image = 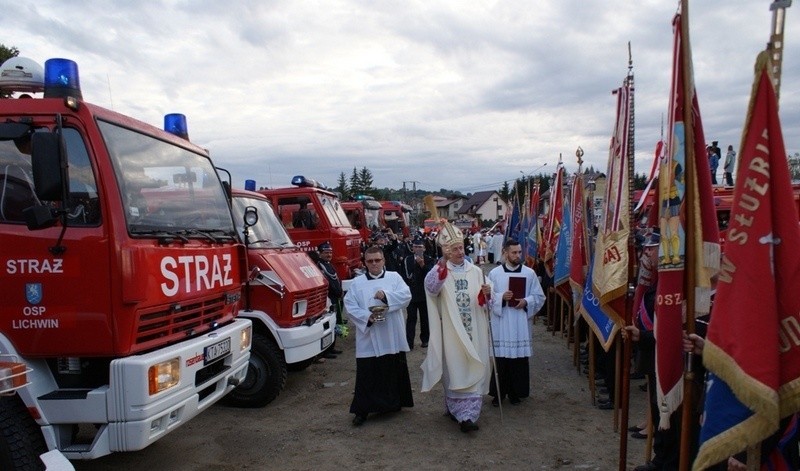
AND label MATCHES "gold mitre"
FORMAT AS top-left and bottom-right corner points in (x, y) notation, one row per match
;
(436, 219), (463, 247)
